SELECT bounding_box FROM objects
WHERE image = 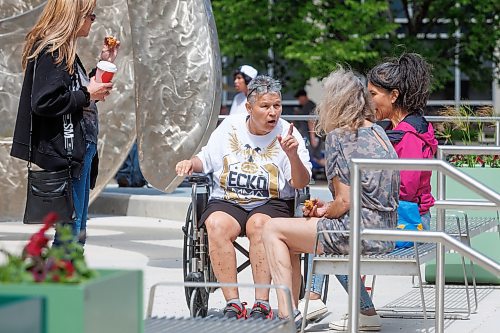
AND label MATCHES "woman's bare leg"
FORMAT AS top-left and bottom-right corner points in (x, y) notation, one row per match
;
(290, 252), (301, 307)
(262, 217), (320, 318)
(205, 211), (242, 301)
